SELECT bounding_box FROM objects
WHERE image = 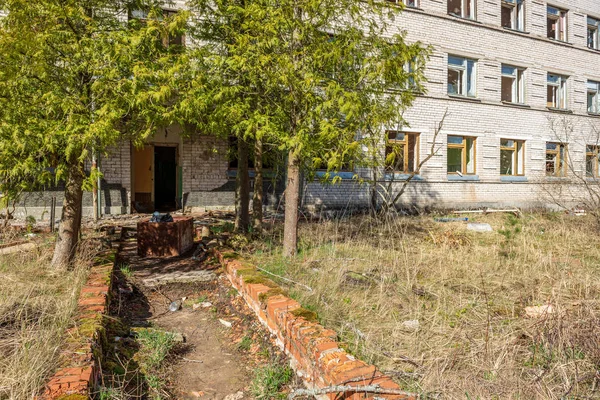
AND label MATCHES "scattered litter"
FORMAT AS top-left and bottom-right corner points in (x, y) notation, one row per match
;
(169, 300), (181, 312)
(224, 391), (244, 400)
(189, 391), (204, 398)
(435, 217), (468, 222)
(219, 319), (232, 328)
(566, 209), (586, 216)
(192, 301), (211, 310)
(524, 304), (554, 318)
(149, 211), (174, 223)
(114, 336), (122, 342)
(401, 320), (420, 332)
(467, 223), (493, 232)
